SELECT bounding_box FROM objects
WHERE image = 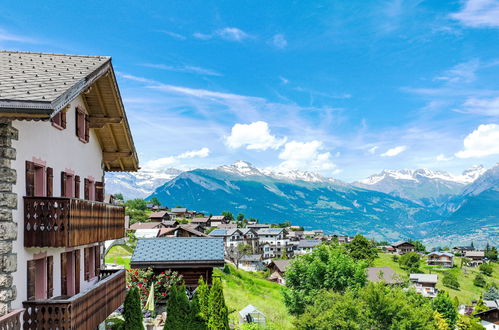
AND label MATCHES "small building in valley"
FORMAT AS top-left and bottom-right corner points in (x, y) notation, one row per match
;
(267, 259), (291, 285)
(148, 211), (171, 222)
(464, 251), (486, 266)
(409, 274), (438, 298)
(426, 251), (454, 268)
(130, 237), (224, 287)
(391, 241), (415, 255)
